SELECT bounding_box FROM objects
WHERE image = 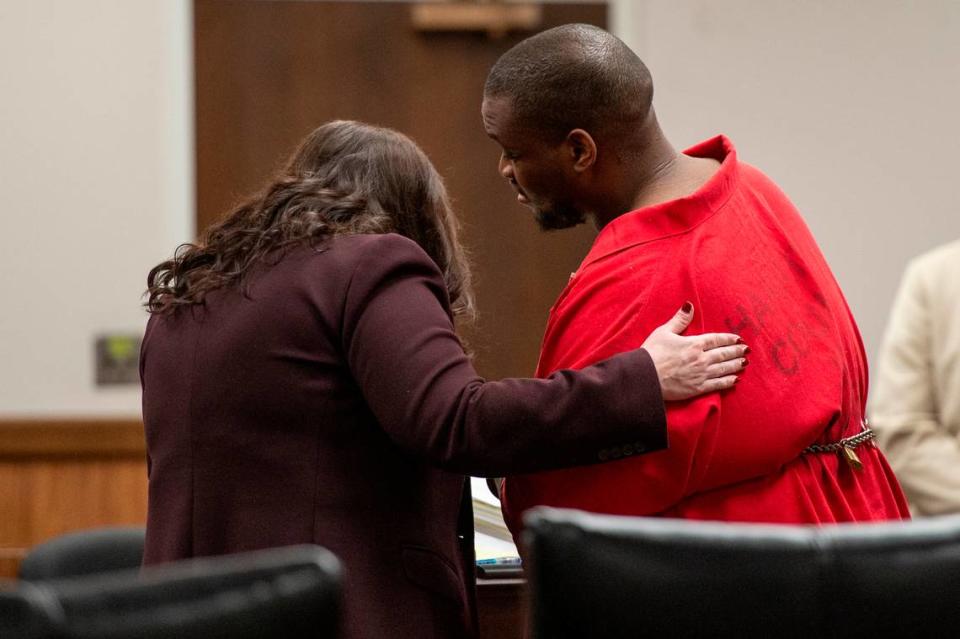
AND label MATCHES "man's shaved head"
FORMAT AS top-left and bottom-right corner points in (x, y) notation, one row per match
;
(484, 24), (653, 143)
